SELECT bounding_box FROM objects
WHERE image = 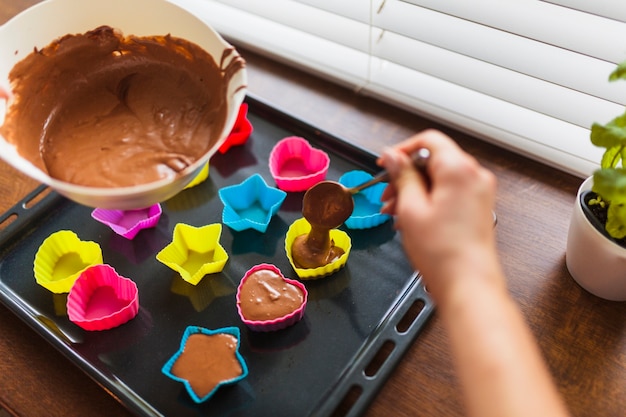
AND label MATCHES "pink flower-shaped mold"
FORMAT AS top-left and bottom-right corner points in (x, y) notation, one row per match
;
(33, 230), (103, 294)
(268, 136), (330, 192)
(91, 204), (162, 240)
(236, 263), (307, 332)
(66, 264), (139, 331)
